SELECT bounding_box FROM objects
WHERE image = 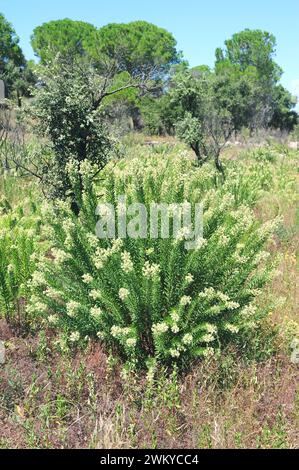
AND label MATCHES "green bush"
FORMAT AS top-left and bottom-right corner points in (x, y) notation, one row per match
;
(0, 181), (44, 330)
(0, 230), (36, 328)
(224, 161), (272, 207)
(28, 155), (279, 367)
